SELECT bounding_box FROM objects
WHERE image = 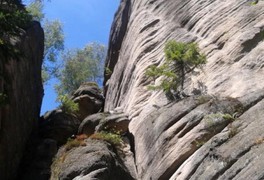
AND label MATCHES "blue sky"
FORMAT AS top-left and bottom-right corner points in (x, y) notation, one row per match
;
(31, 0), (120, 115)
